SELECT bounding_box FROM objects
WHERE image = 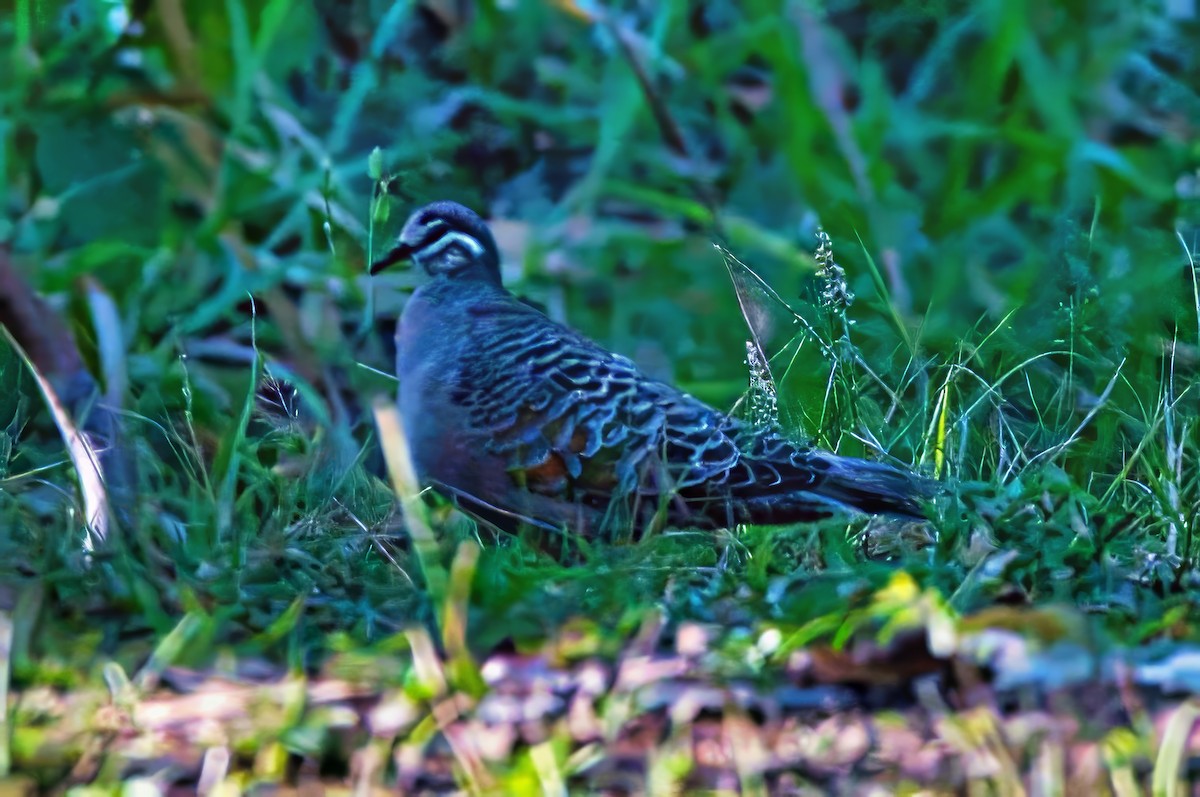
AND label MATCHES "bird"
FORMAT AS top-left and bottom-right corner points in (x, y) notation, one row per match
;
(372, 200), (927, 540)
